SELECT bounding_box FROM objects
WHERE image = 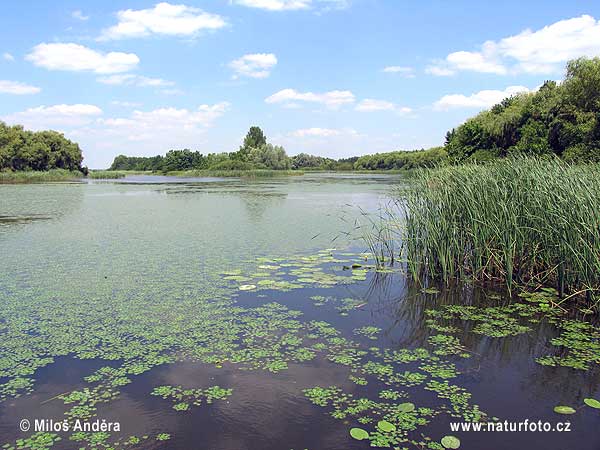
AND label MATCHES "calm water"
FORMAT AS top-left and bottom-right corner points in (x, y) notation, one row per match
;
(0, 173), (598, 450)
